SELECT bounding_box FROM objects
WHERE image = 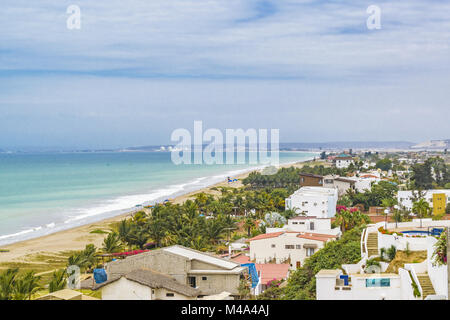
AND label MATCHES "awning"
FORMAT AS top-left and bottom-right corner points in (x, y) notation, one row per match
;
(303, 244), (318, 249)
